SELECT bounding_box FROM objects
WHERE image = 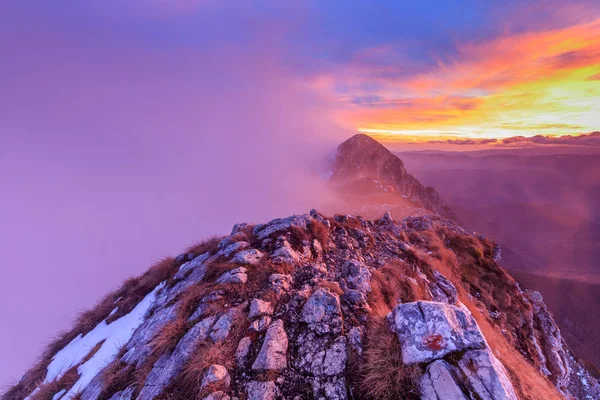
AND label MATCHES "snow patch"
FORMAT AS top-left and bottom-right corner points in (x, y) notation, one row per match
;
(36, 282), (165, 399)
